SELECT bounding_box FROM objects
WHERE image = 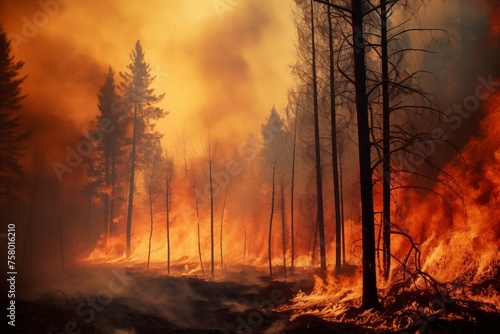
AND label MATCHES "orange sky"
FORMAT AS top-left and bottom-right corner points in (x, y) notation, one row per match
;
(0, 0), (296, 161)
